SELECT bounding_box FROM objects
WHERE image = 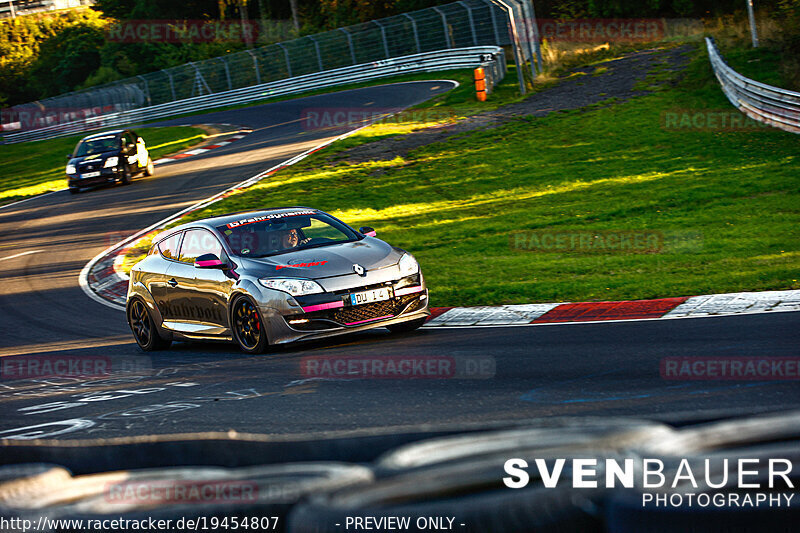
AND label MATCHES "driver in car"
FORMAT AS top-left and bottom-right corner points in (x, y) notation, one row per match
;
(281, 228), (310, 249)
